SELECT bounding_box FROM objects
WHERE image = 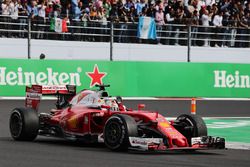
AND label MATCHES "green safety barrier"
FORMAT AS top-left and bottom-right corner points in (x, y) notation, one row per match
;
(1, 59), (250, 97)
